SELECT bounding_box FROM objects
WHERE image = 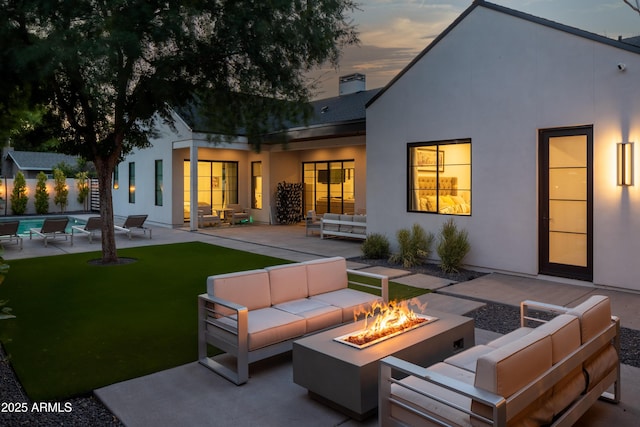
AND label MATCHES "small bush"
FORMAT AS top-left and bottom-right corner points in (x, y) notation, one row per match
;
(35, 171), (49, 214)
(10, 171), (28, 215)
(361, 233), (391, 259)
(437, 218), (470, 273)
(54, 168), (69, 213)
(389, 223), (434, 268)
